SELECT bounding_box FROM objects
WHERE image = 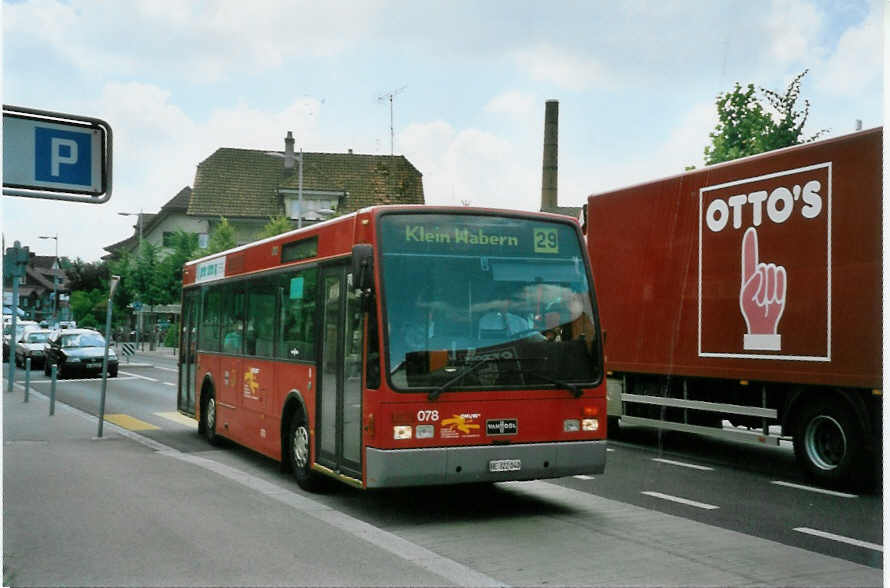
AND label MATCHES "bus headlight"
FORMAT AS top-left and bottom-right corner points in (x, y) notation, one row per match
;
(393, 425), (413, 440)
(582, 418), (599, 432)
(563, 419), (580, 432)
